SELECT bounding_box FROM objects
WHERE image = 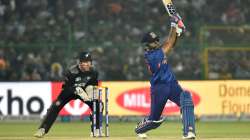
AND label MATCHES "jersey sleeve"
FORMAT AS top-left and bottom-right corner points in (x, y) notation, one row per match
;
(62, 69), (73, 88)
(63, 70), (71, 81)
(62, 65), (78, 88)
